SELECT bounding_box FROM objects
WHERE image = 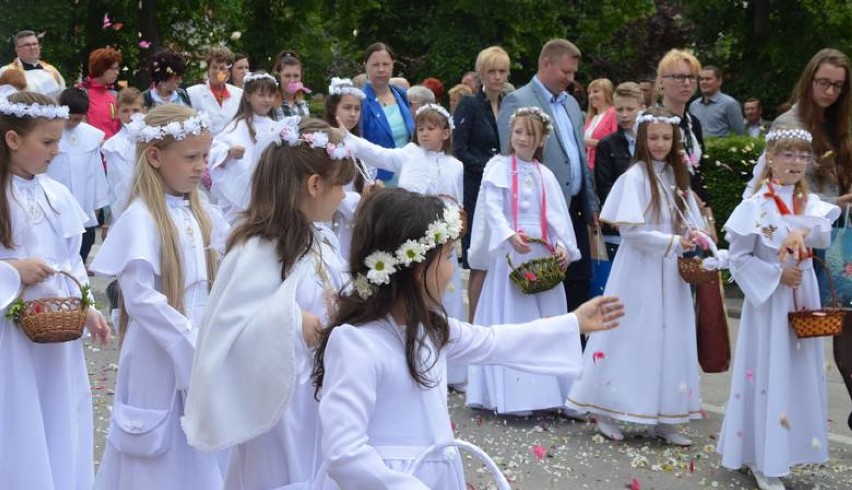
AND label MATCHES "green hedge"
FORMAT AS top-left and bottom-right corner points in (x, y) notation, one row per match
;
(701, 135), (766, 244)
